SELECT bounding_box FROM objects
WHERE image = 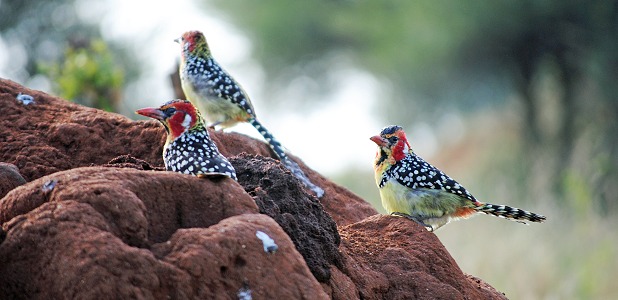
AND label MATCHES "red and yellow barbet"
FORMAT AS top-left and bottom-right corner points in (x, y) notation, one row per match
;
(371, 125), (546, 231)
(136, 99), (237, 180)
(176, 30), (323, 197)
